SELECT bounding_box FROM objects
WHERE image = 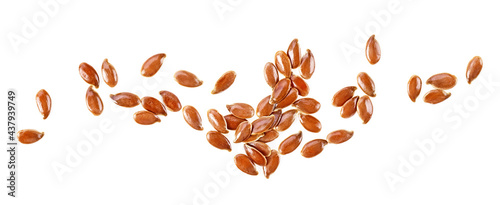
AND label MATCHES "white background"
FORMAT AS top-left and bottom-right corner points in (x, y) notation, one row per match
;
(1, 0), (500, 204)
